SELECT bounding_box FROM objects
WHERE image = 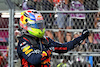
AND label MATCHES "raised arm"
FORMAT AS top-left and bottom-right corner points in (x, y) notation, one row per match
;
(48, 29), (89, 53)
